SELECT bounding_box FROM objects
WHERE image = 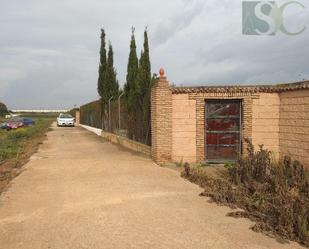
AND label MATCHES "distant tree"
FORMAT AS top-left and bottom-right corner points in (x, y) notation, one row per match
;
(97, 29), (107, 103)
(0, 102), (8, 117)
